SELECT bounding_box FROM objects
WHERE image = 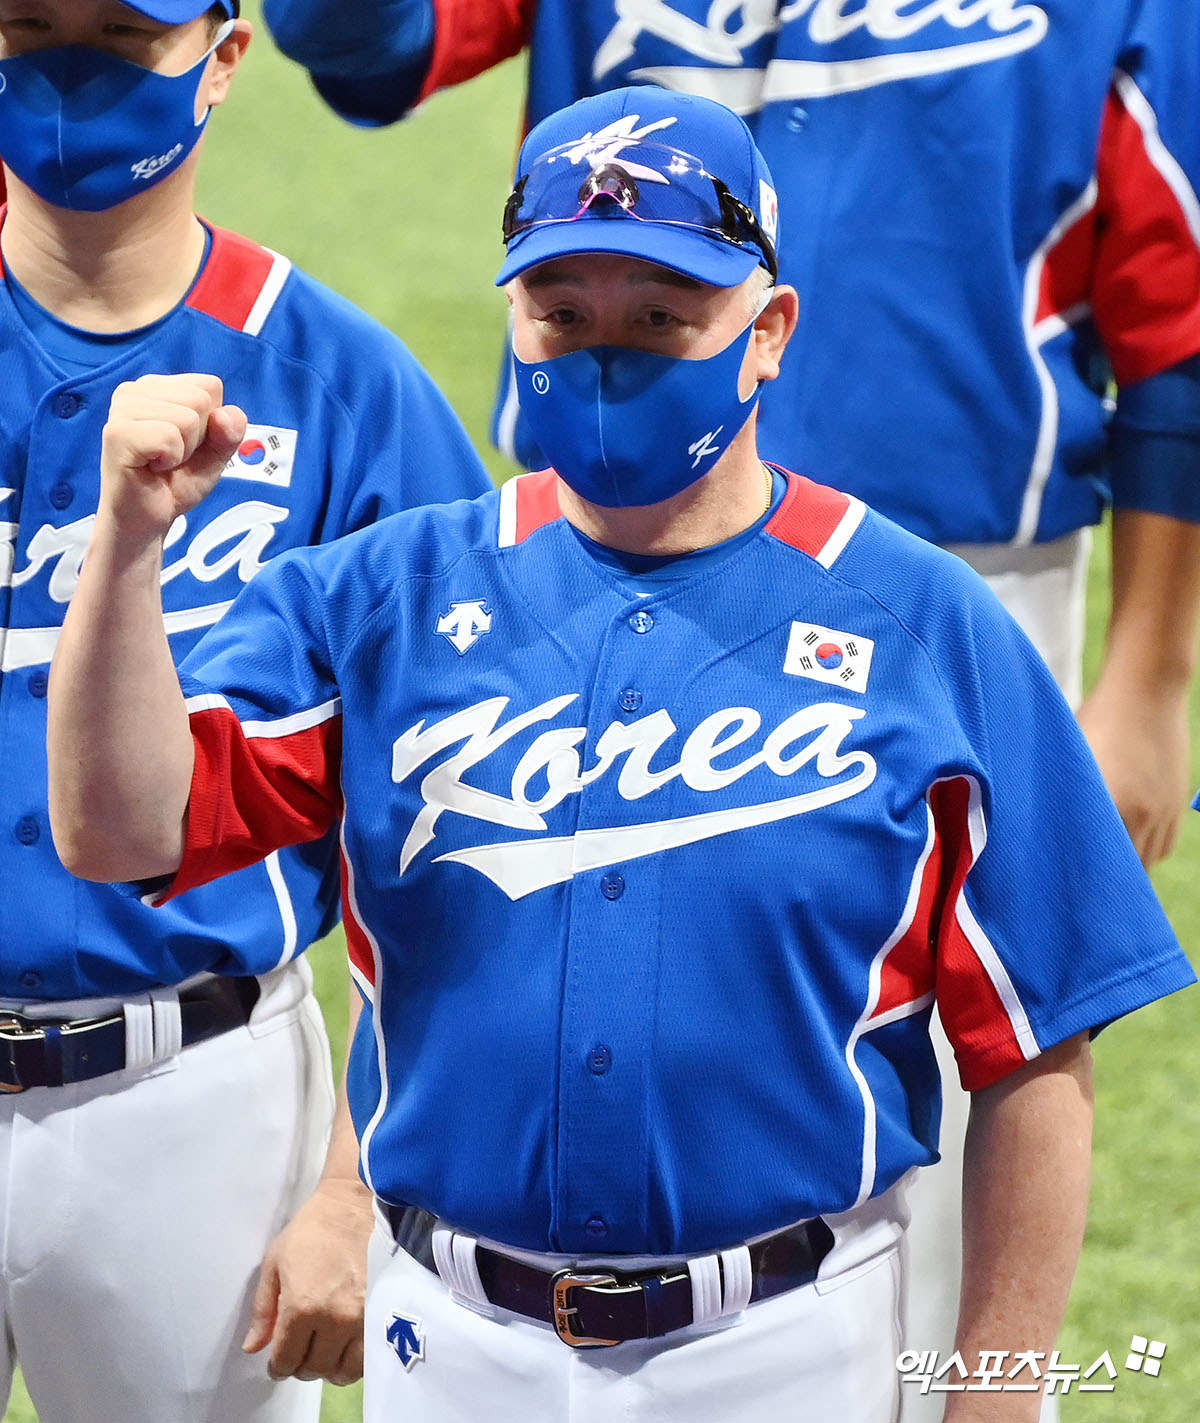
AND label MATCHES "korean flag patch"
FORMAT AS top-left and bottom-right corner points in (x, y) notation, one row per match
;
(784, 621), (874, 693)
(222, 425), (298, 488)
